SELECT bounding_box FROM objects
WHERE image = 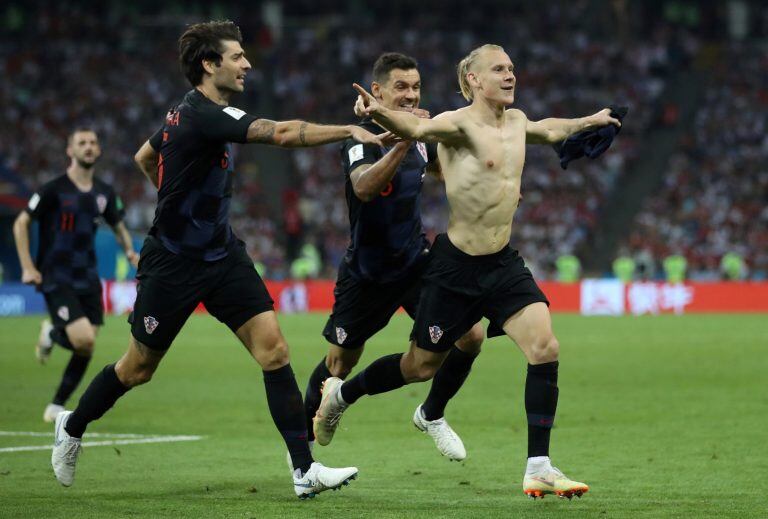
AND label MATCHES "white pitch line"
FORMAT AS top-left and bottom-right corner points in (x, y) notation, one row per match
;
(0, 434), (203, 453)
(0, 431), (153, 439)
